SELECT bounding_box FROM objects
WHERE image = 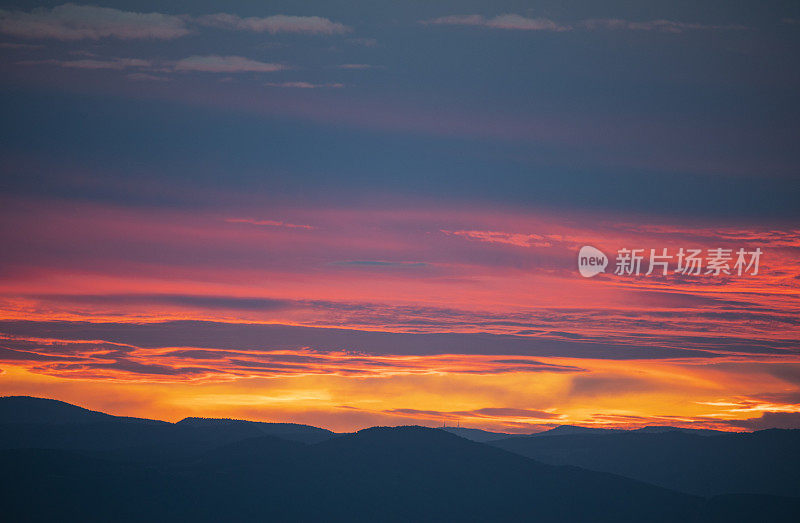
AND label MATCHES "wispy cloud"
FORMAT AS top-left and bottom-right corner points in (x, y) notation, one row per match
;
(0, 4), (349, 41)
(196, 13), (350, 35)
(0, 3), (190, 40)
(24, 58), (153, 70)
(225, 218), (315, 229)
(579, 18), (746, 33)
(0, 321), (589, 381)
(0, 42), (43, 49)
(331, 260), (430, 269)
(442, 229), (552, 248)
(173, 55), (284, 73)
(422, 13), (745, 34)
(335, 63), (372, 70)
(387, 407), (562, 421)
(421, 14), (570, 32)
(126, 72), (170, 82)
(347, 37), (377, 47)
(265, 81), (345, 89)
(20, 54), (285, 75)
